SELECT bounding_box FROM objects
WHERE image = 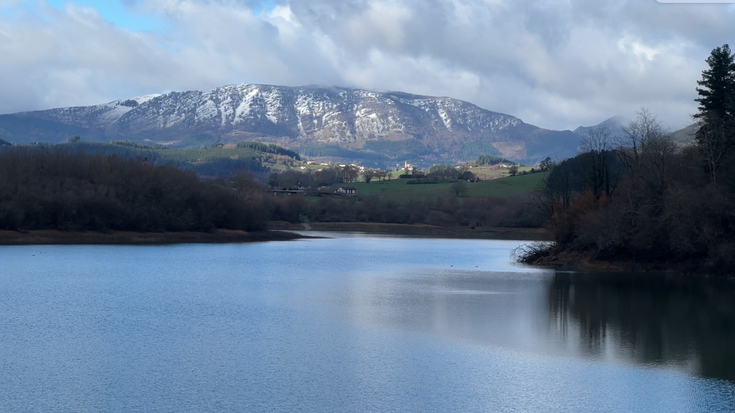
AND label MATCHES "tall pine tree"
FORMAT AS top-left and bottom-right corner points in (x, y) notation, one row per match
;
(694, 44), (735, 183)
(695, 44), (735, 121)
